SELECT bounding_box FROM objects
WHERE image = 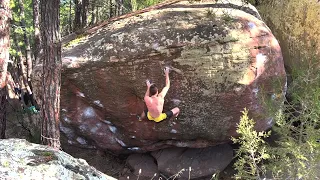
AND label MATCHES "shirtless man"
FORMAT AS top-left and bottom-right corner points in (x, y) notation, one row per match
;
(139, 67), (180, 122)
